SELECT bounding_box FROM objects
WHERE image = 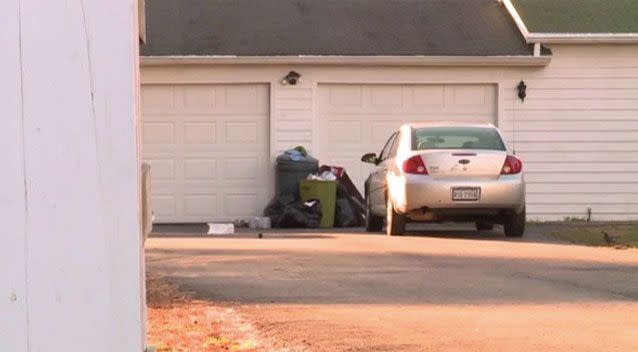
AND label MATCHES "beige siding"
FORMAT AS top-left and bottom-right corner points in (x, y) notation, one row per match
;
(141, 44), (638, 221)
